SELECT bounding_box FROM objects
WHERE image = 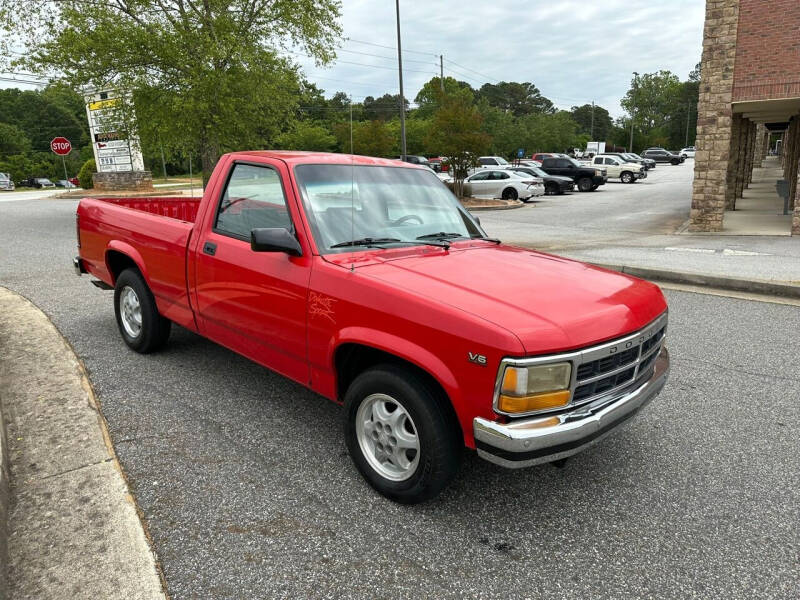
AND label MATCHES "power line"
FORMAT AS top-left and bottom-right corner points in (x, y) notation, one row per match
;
(442, 58), (498, 84)
(286, 51), (436, 75)
(337, 48), (436, 66)
(346, 38), (435, 57)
